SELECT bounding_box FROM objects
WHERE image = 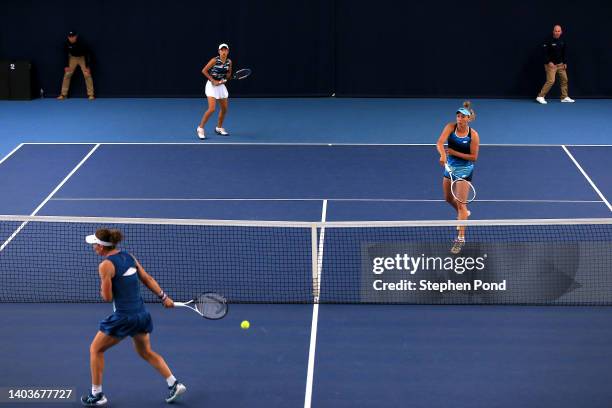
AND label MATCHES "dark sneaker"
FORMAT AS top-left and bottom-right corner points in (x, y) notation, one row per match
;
(81, 392), (108, 406)
(450, 238), (465, 254)
(166, 381), (187, 403)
